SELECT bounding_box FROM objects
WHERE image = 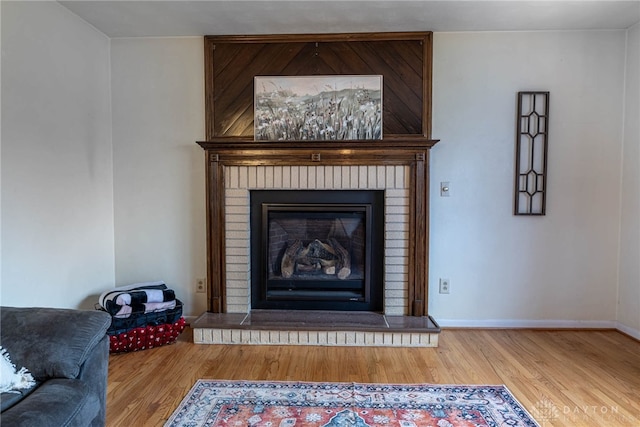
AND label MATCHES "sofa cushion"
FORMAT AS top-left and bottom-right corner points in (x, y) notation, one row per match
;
(0, 307), (111, 380)
(0, 381), (40, 412)
(0, 379), (98, 427)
